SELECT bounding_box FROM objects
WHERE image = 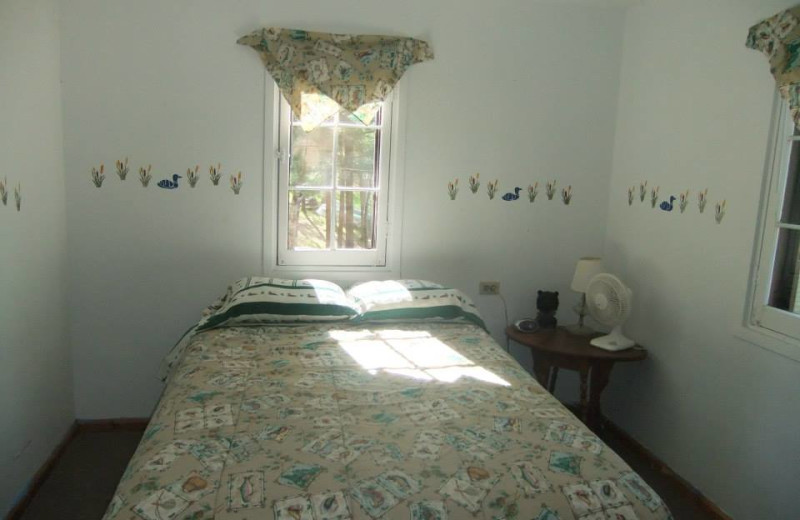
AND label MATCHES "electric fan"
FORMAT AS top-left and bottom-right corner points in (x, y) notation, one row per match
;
(585, 273), (635, 351)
